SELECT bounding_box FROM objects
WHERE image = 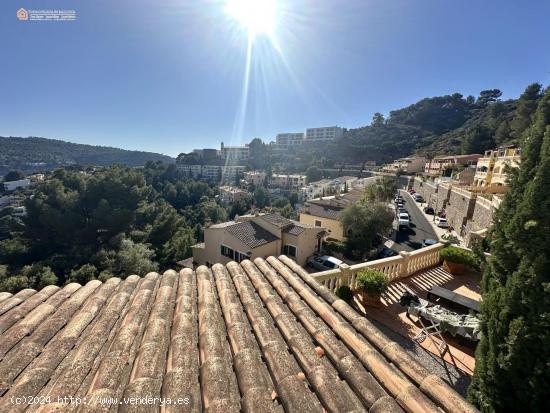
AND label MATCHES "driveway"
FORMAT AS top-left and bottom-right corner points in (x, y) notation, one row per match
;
(390, 190), (438, 252)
